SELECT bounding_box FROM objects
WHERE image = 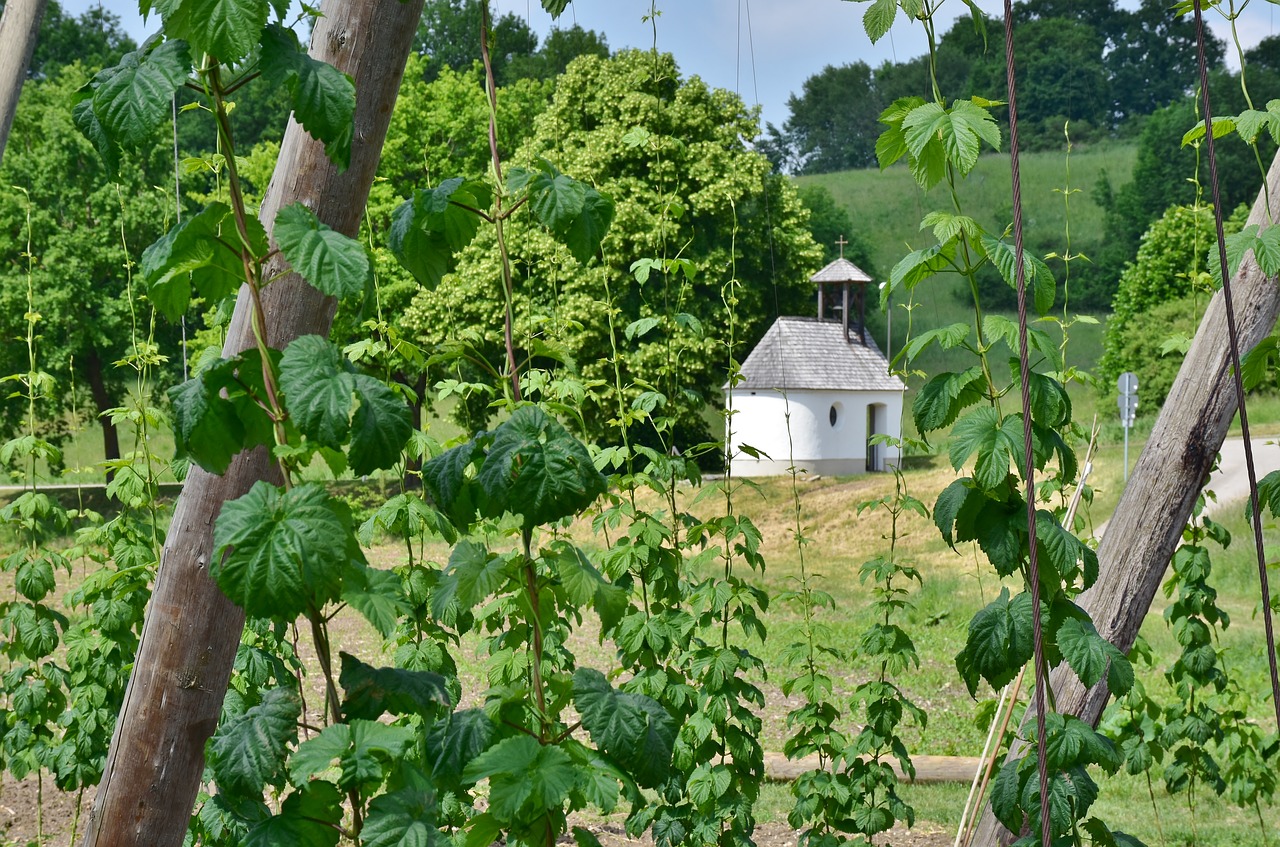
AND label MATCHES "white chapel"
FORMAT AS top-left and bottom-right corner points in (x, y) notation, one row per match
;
(726, 250), (905, 477)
